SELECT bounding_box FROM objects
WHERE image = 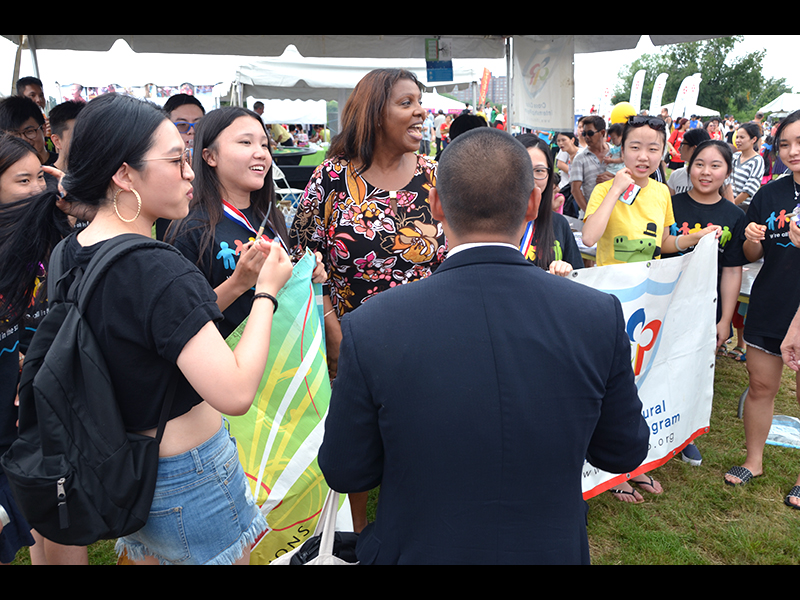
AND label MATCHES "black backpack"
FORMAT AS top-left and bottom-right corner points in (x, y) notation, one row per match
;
(1, 233), (179, 546)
